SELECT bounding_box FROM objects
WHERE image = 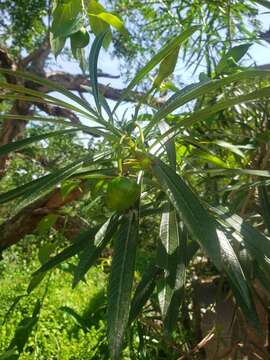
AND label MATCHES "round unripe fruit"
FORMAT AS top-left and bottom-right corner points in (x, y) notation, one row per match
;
(106, 177), (140, 211)
(71, 28), (90, 48)
(140, 157), (152, 170)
